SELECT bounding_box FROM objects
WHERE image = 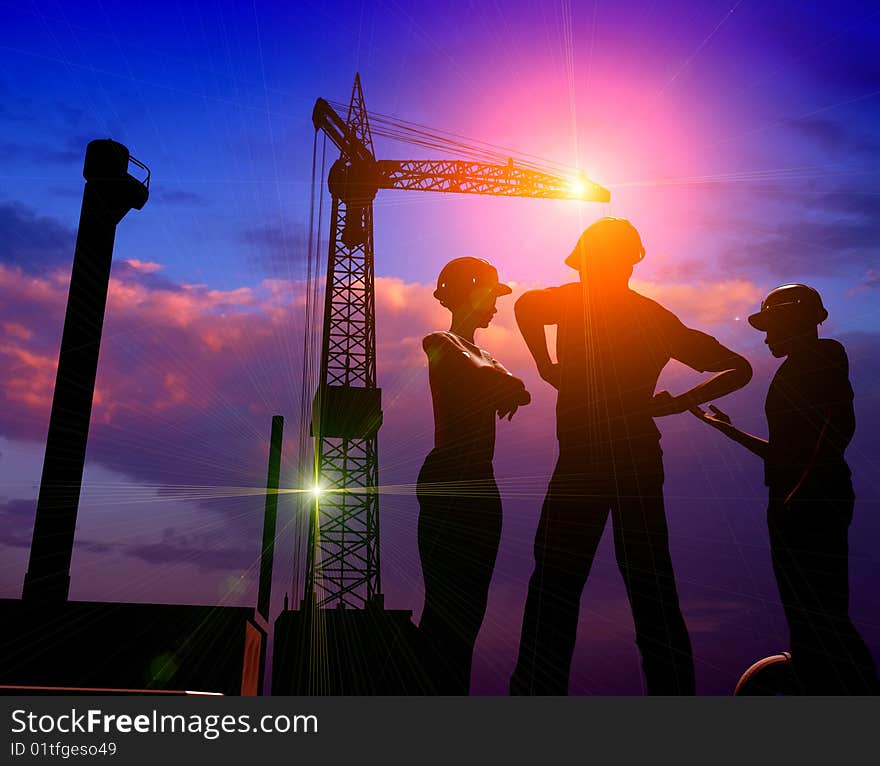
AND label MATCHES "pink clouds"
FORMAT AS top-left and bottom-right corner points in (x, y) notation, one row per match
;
(0, 344), (55, 410)
(124, 259), (163, 273)
(375, 276), (447, 373)
(633, 277), (764, 325)
(0, 256), (771, 593)
(0, 262), (288, 479)
(0, 265), (475, 489)
(0, 261), (765, 467)
(2, 322), (32, 341)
